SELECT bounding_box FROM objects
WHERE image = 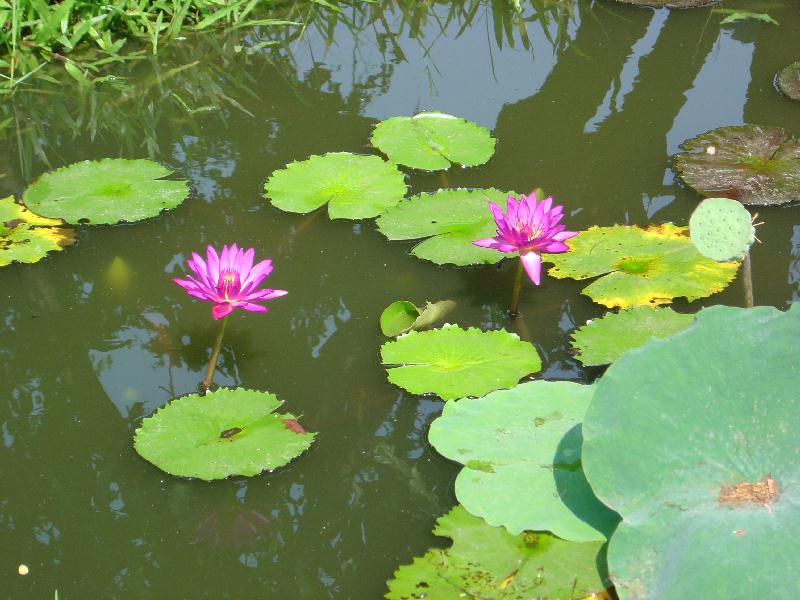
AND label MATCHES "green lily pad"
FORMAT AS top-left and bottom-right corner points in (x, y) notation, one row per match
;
(545, 224), (738, 308)
(386, 505), (611, 600)
(776, 60), (800, 101)
(263, 152), (407, 220)
(673, 125), (800, 206)
(582, 304), (800, 599)
(689, 197), (755, 262)
(714, 9), (779, 25)
(379, 299), (456, 336)
(571, 307), (695, 367)
(613, 0), (718, 6)
(370, 112), (496, 171)
(381, 325), (540, 401)
(23, 159), (189, 225)
(429, 381), (619, 542)
(376, 188), (510, 265)
(134, 388), (315, 481)
(0, 196), (75, 266)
